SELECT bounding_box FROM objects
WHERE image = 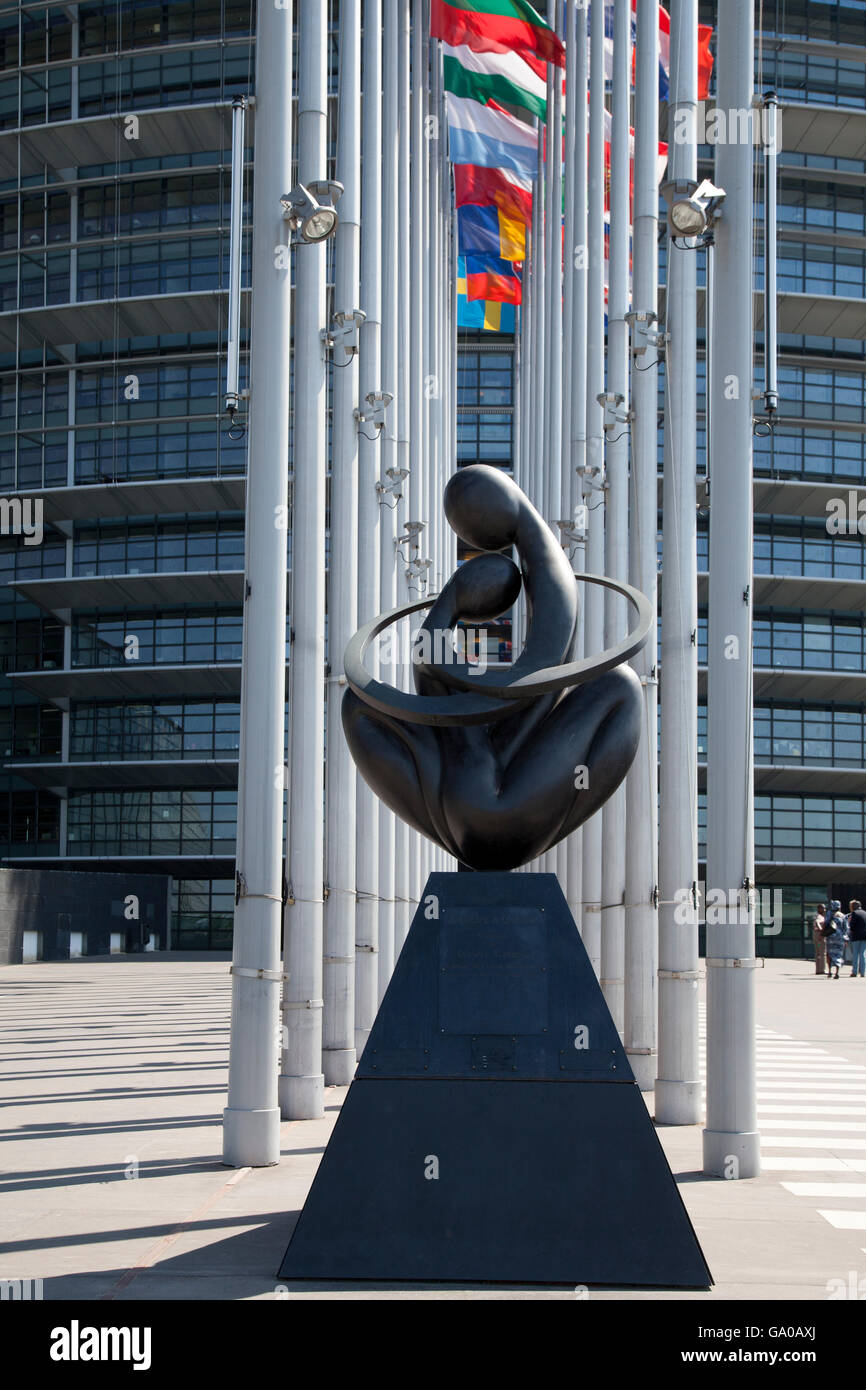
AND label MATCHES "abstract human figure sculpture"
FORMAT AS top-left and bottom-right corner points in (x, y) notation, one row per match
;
(343, 465), (650, 871)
